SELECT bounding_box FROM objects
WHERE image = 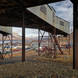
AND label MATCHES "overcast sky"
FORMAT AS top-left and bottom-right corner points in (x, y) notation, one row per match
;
(13, 0), (73, 37)
(49, 0), (73, 31)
